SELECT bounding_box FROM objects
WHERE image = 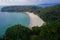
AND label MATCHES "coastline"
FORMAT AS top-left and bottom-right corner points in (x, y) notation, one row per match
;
(26, 12), (45, 28)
